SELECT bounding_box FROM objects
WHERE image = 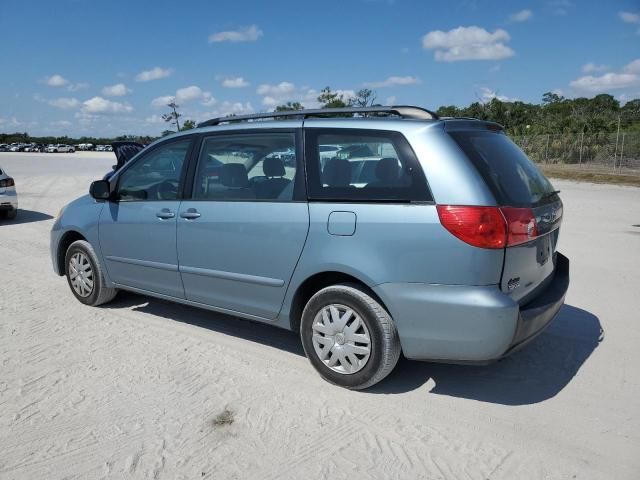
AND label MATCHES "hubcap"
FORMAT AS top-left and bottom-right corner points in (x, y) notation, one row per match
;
(311, 304), (371, 375)
(69, 252), (94, 298)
